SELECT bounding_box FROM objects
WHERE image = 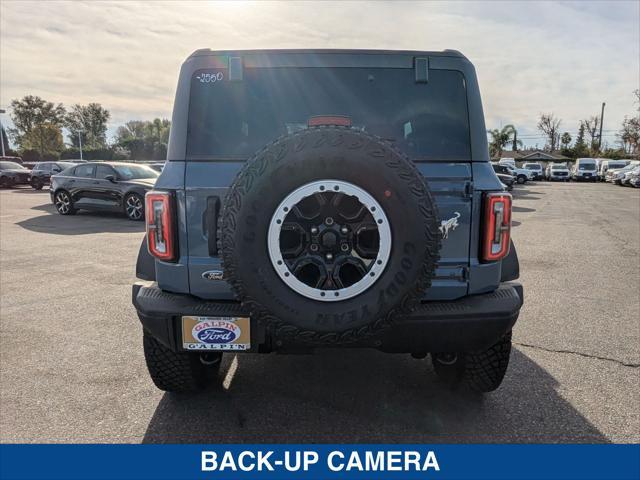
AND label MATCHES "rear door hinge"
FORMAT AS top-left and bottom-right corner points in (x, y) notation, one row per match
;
(461, 266), (469, 281)
(464, 181), (474, 197)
